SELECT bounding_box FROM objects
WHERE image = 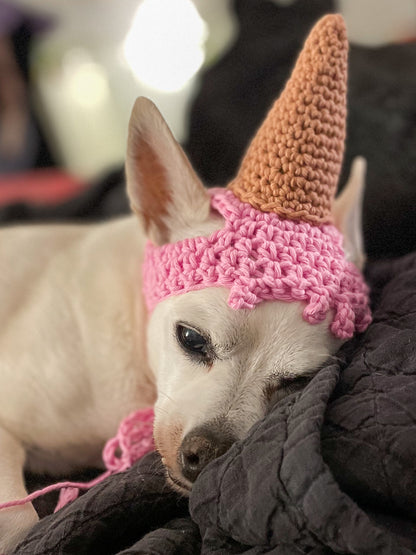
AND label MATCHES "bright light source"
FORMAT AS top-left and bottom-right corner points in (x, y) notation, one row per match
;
(123, 0), (207, 93)
(63, 49), (110, 110)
